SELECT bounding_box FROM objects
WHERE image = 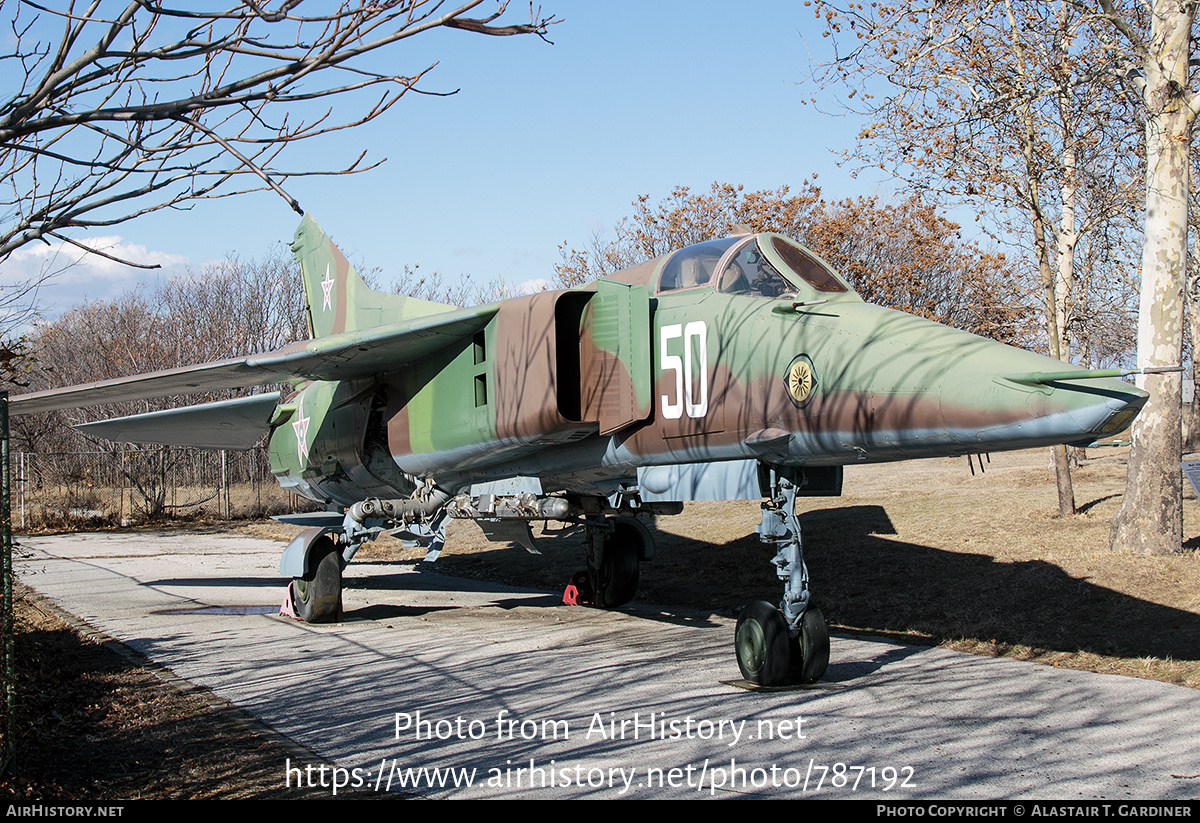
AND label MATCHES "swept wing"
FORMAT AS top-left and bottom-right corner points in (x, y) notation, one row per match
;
(73, 392), (283, 449)
(9, 303), (498, 416)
